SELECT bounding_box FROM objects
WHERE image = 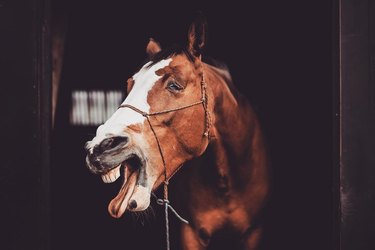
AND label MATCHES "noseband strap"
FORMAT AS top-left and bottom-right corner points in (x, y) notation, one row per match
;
(118, 67), (210, 250)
